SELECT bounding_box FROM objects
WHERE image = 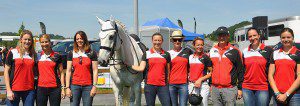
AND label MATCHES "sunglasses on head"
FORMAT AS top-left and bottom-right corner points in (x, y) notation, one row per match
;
(172, 39), (183, 42)
(79, 56), (82, 65)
